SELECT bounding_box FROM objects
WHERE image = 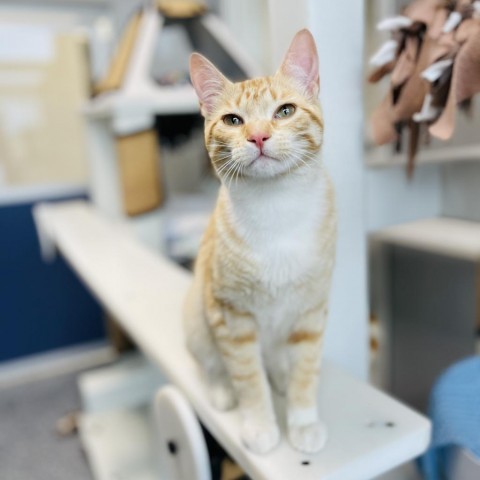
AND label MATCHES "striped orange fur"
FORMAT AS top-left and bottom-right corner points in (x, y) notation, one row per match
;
(184, 29), (336, 455)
